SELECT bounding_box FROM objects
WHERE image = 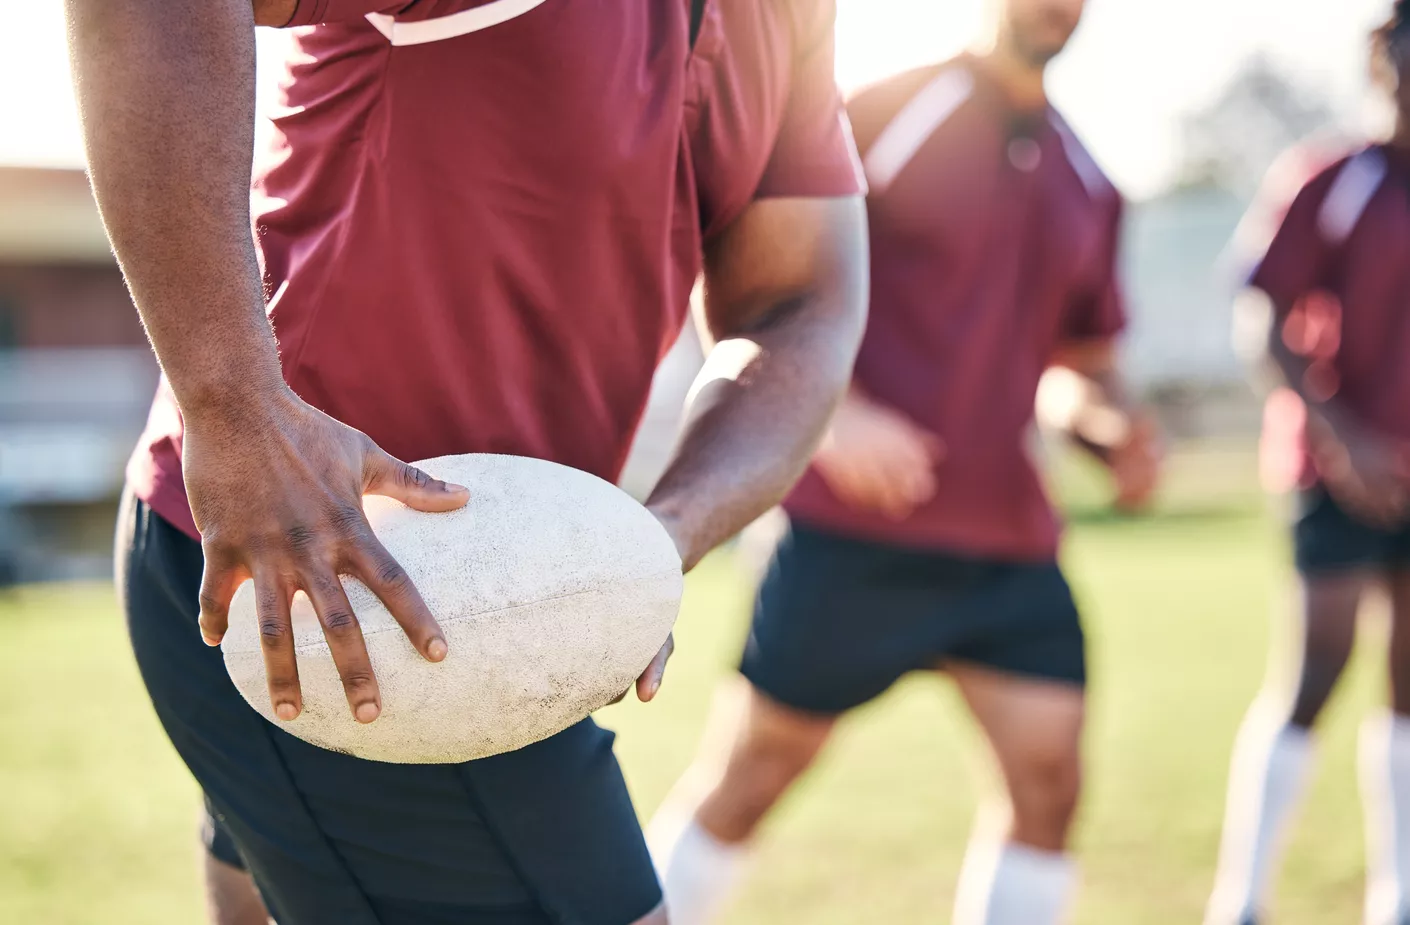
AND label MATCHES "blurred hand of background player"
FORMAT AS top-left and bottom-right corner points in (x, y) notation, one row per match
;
(813, 391), (946, 520)
(1306, 414), (1410, 527)
(185, 389), (469, 724)
(1107, 413), (1163, 512)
